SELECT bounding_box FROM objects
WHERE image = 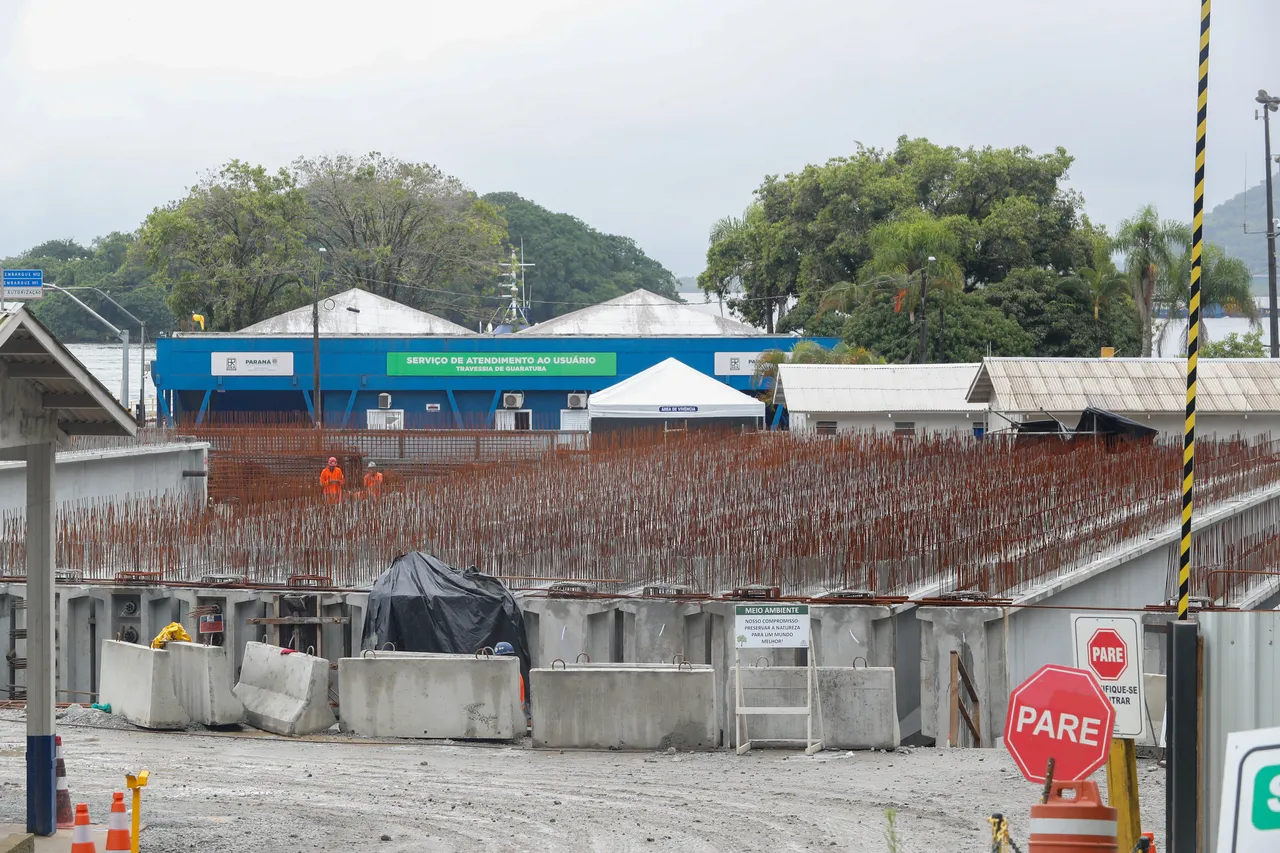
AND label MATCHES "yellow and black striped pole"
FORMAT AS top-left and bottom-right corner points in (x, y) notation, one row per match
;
(1180, 0), (1210, 621)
